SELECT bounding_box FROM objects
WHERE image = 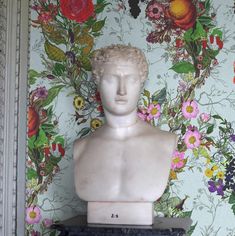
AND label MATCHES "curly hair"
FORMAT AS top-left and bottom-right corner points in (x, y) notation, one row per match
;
(91, 44), (148, 83)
